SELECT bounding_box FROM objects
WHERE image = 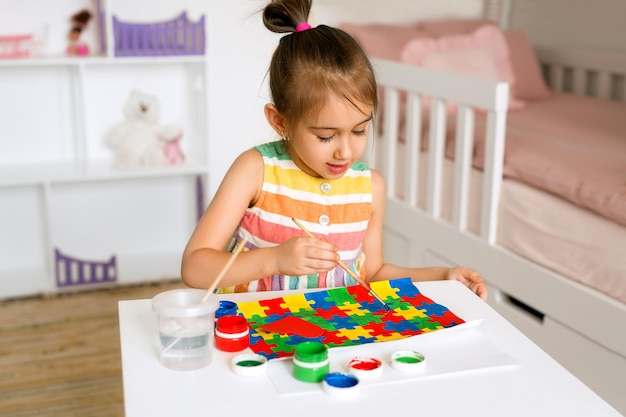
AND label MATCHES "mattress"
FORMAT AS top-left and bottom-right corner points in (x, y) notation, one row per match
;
(469, 92), (626, 227)
(371, 142), (626, 305)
